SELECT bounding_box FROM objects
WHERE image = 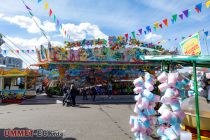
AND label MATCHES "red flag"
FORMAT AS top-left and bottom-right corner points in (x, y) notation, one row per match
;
(16, 50), (19, 53)
(163, 19), (168, 27)
(125, 33), (128, 39)
(49, 9), (53, 16)
(159, 23), (163, 28)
